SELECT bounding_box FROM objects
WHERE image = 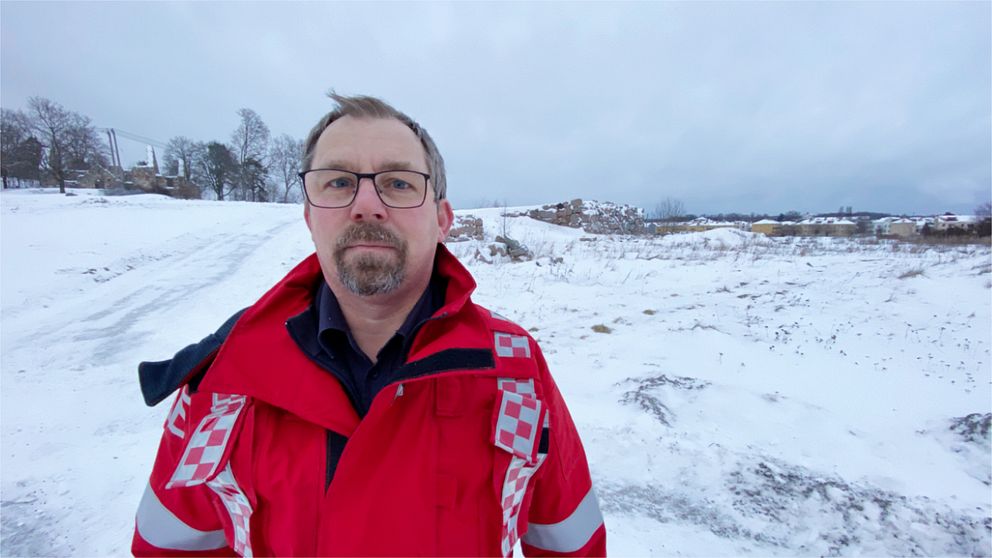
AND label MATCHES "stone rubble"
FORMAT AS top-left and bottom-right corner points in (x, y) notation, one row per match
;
(526, 199), (645, 234)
